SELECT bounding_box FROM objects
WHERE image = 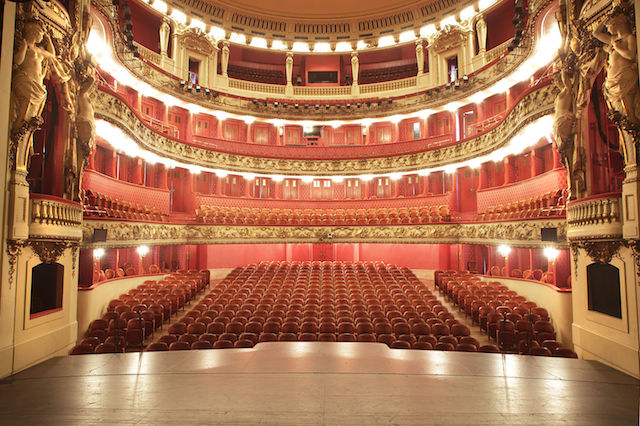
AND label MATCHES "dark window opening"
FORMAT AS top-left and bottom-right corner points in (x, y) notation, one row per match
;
(308, 71), (338, 84)
(587, 263), (622, 318)
(30, 263), (64, 316)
